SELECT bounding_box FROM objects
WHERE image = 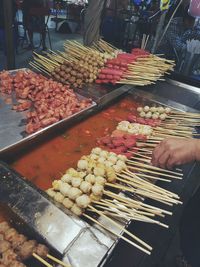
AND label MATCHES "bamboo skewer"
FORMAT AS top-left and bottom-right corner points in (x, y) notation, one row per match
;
(127, 160), (183, 177)
(89, 205), (153, 250)
(83, 213), (151, 255)
(103, 190), (172, 216)
(33, 253), (53, 267)
(46, 254), (71, 267)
